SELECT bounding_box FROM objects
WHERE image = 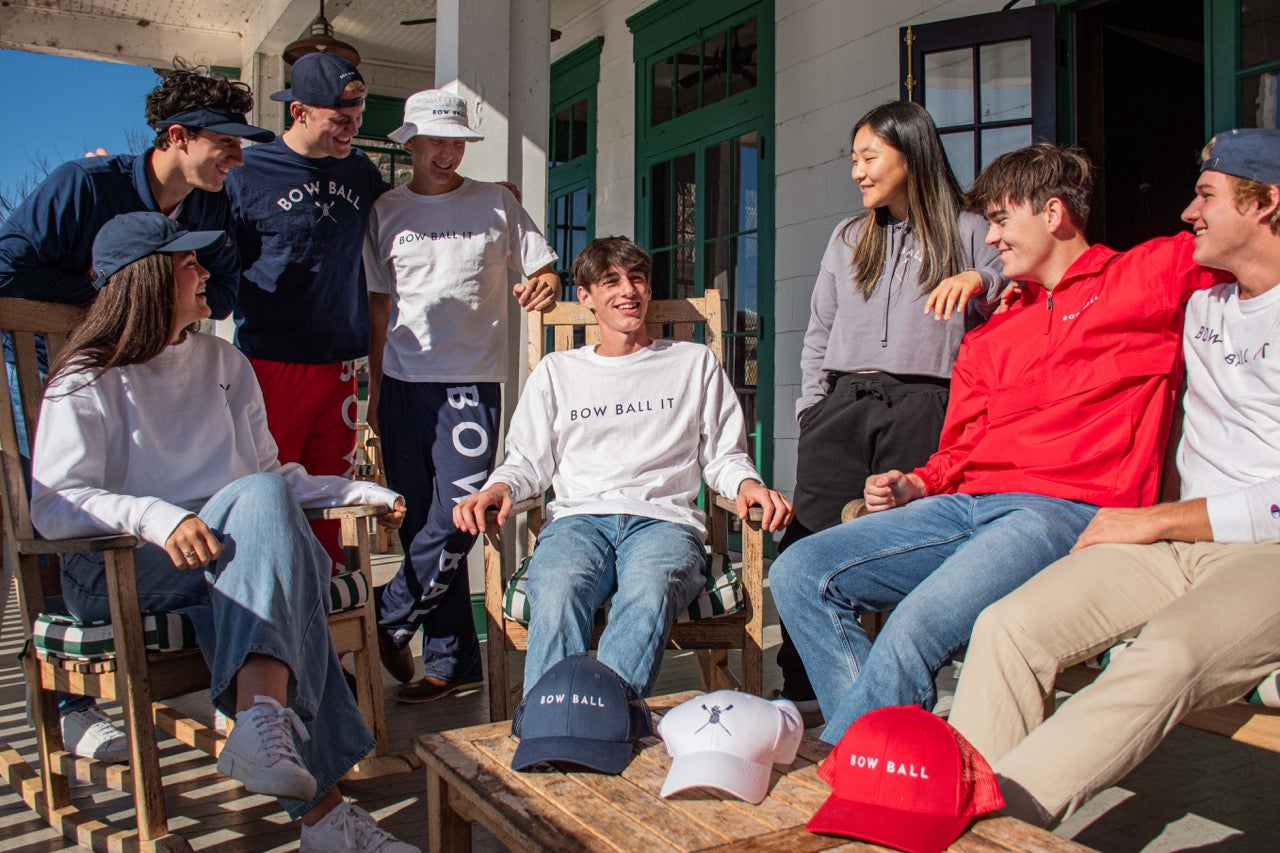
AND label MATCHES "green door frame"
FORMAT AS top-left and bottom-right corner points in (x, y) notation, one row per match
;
(628, 0), (776, 483)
